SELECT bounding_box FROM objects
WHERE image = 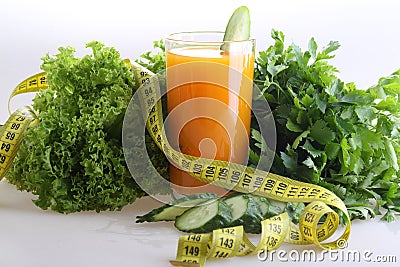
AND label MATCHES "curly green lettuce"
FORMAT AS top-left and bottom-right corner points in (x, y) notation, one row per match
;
(7, 41), (169, 213)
